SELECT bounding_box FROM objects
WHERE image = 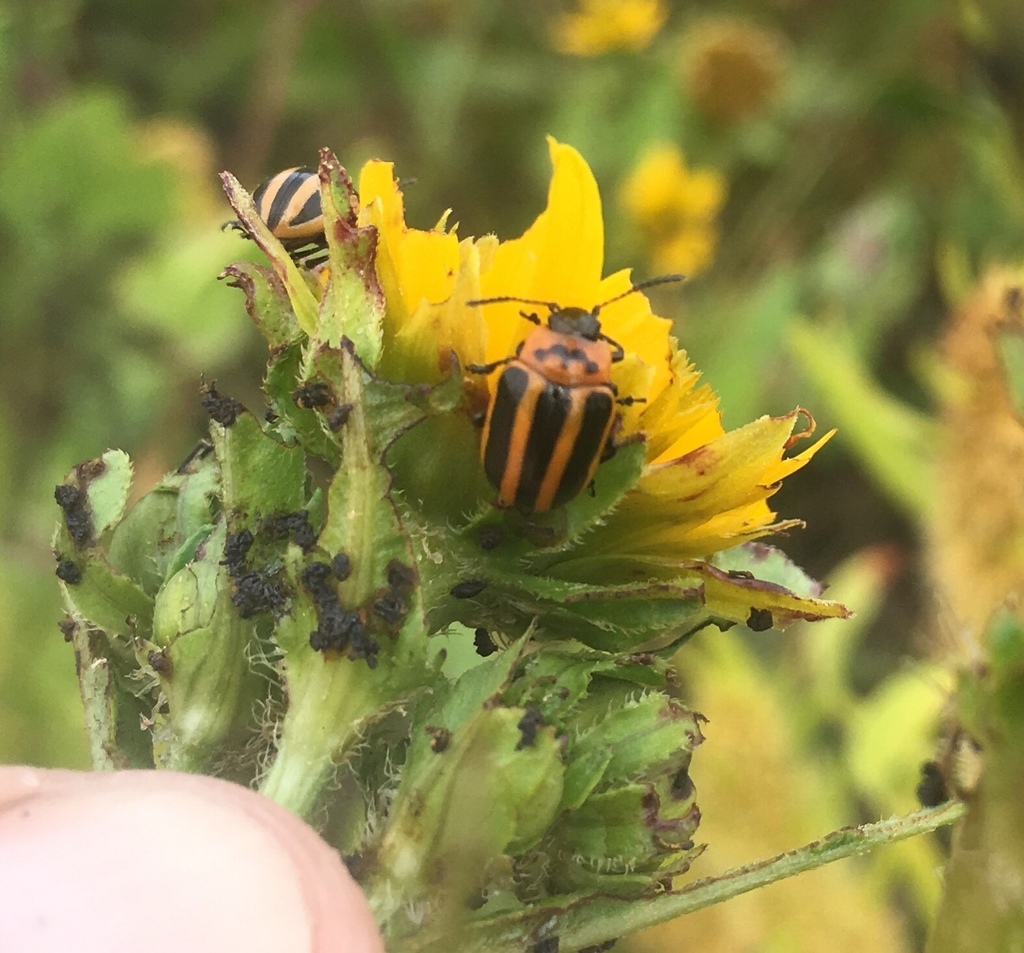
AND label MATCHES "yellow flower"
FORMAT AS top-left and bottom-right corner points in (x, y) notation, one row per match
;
(620, 143), (726, 277)
(327, 139), (840, 626)
(551, 0), (668, 56)
(450, 142), (830, 592)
